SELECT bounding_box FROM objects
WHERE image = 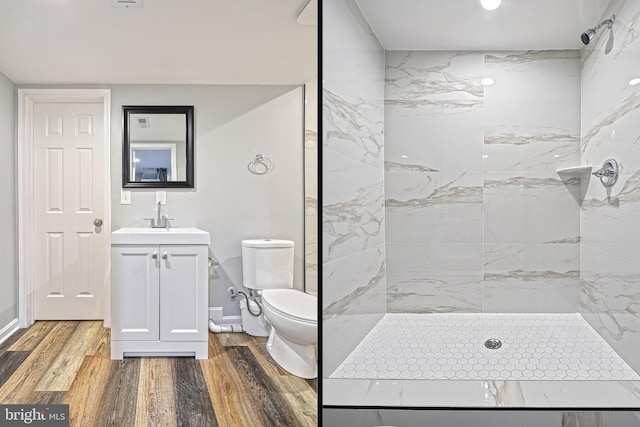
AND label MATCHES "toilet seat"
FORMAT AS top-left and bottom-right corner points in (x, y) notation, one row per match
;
(262, 289), (316, 324)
